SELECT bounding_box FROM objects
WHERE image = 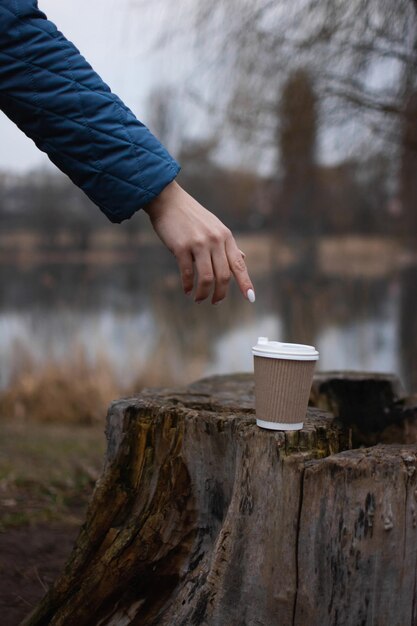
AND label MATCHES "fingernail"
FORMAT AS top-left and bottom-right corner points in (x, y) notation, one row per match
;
(247, 288), (255, 303)
(195, 299), (203, 304)
(185, 290), (192, 296)
(213, 300), (223, 306)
